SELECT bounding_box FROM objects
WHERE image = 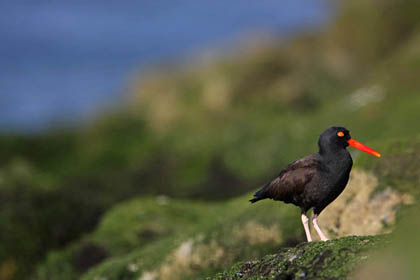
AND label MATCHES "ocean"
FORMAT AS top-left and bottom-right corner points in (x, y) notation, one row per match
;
(0, 0), (329, 132)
